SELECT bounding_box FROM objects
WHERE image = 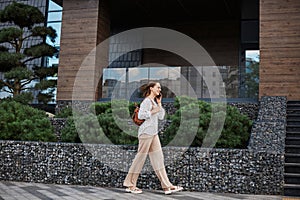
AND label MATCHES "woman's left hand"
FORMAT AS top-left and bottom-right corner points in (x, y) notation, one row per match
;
(156, 94), (162, 104)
